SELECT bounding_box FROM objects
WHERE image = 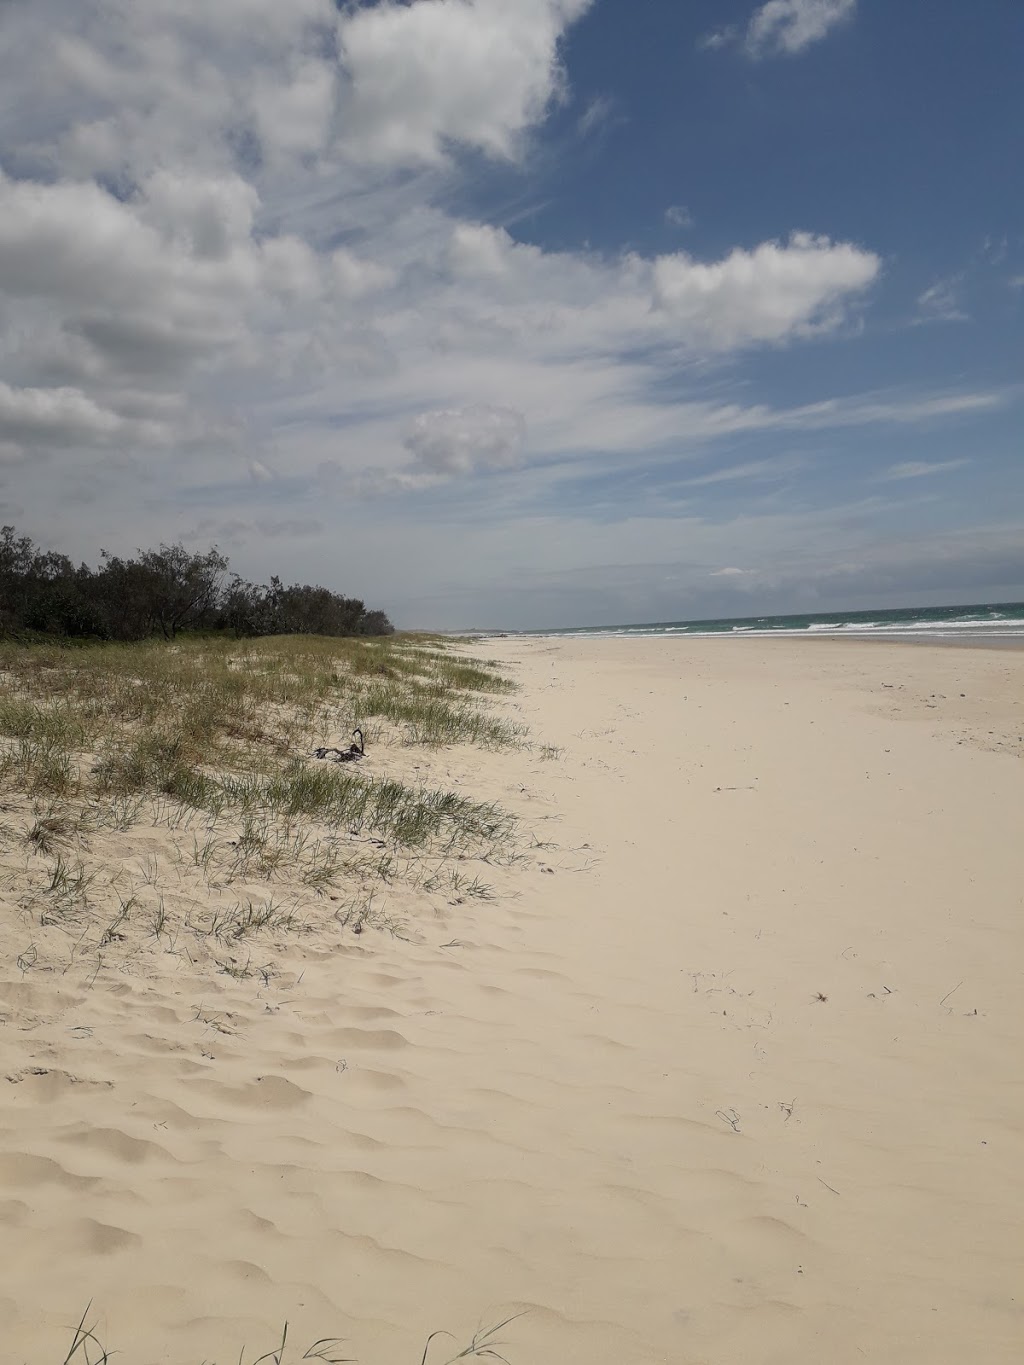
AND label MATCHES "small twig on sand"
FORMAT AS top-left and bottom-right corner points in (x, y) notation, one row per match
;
(939, 981), (963, 1011)
(817, 1177), (841, 1195)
